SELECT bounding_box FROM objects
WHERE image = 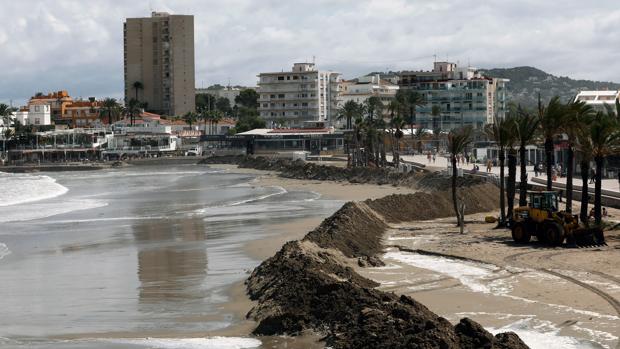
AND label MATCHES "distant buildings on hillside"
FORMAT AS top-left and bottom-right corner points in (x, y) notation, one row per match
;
(11, 91), (102, 127)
